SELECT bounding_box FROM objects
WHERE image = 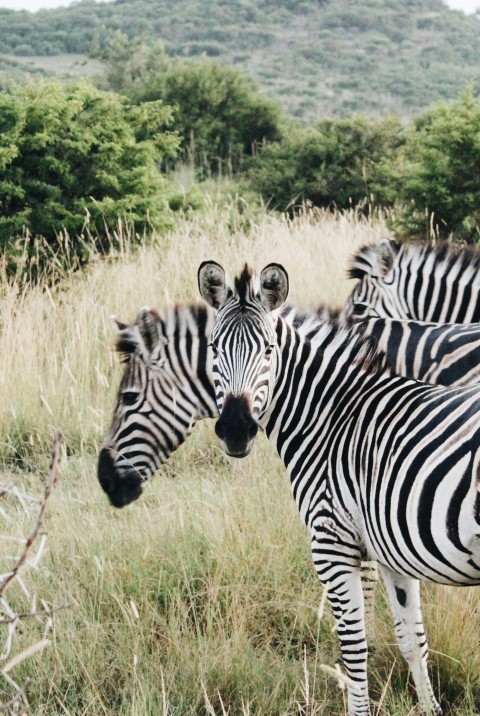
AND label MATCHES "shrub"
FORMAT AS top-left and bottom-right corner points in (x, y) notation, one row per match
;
(0, 80), (180, 263)
(394, 88), (480, 242)
(246, 116), (404, 211)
